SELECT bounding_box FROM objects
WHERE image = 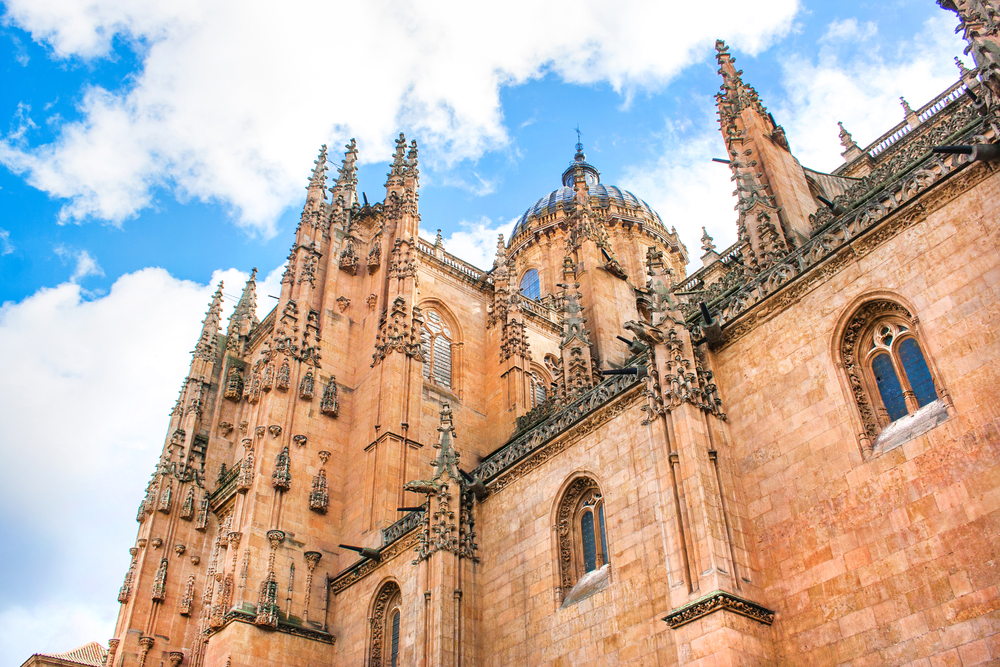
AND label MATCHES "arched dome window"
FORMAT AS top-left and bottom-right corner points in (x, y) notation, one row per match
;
(520, 269), (540, 301)
(421, 310), (454, 389)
